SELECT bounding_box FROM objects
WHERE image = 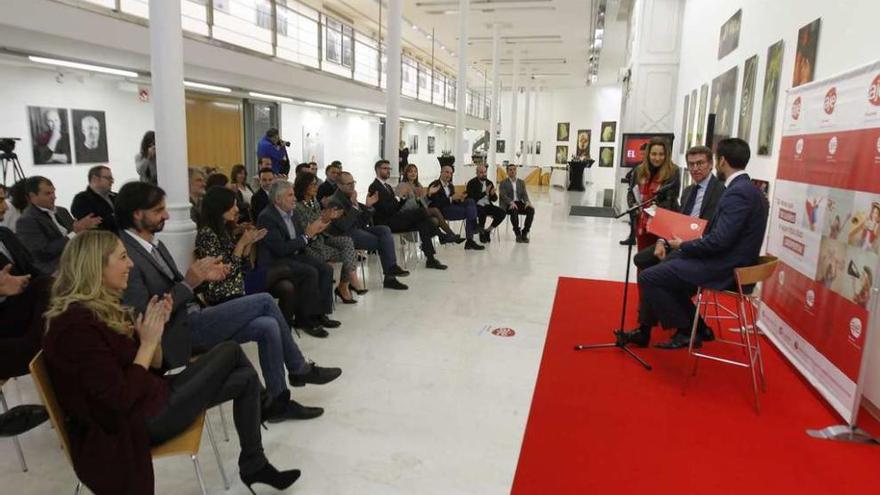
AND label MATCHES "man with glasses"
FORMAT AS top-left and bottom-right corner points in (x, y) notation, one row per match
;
(327, 171), (409, 289)
(625, 145), (725, 349)
(71, 165), (118, 232)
